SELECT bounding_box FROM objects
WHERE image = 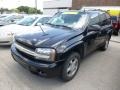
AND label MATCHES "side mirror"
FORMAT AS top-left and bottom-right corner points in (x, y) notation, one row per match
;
(88, 25), (101, 31)
(92, 25), (101, 30)
(9, 20), (15, 24)
(11, 19), (15, 22)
